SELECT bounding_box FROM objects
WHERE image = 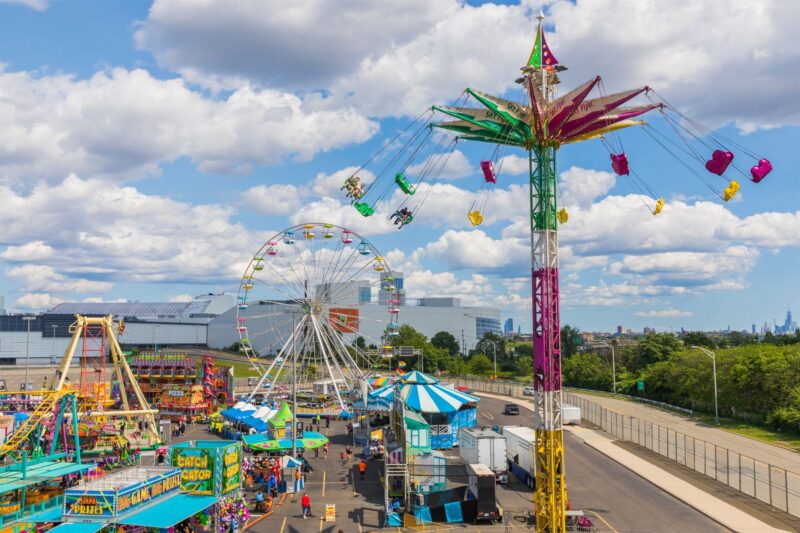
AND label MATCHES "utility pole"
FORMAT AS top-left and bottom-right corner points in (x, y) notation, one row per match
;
(461, 330), (466, 356)
(23, 316), (35, 398)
